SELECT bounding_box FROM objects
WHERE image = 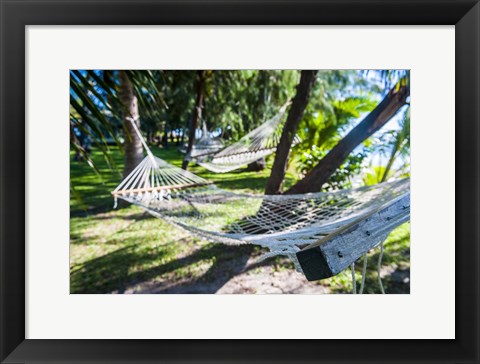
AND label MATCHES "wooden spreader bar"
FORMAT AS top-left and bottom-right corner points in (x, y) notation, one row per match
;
(111, 181), (214, 196)
(296, 193), (410, 281)
(212, 147), (277, 161)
